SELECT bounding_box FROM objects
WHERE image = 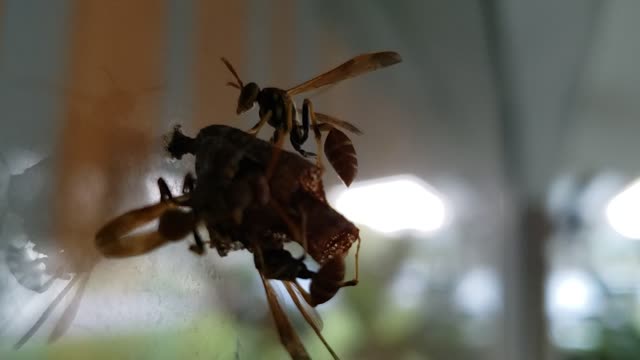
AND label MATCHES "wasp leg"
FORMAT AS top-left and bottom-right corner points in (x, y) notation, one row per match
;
(265, 104), (292, 180)
(158, 177), (172, 201)
(180, 173), (205, 255)
(188, 231), (206, 255)
(290, 103), (316, 157)
(340, 236), (361, 287)
(295, 207), (309, 262)
(95, 202), (180, 257)
(302, 99), (324, 169)
(181, 172), (196, 195)
(292, 146), (316, 158)
(248, 109), (272, 136)
(290, 124), (316, 157)
(158, 176), (190, 206)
